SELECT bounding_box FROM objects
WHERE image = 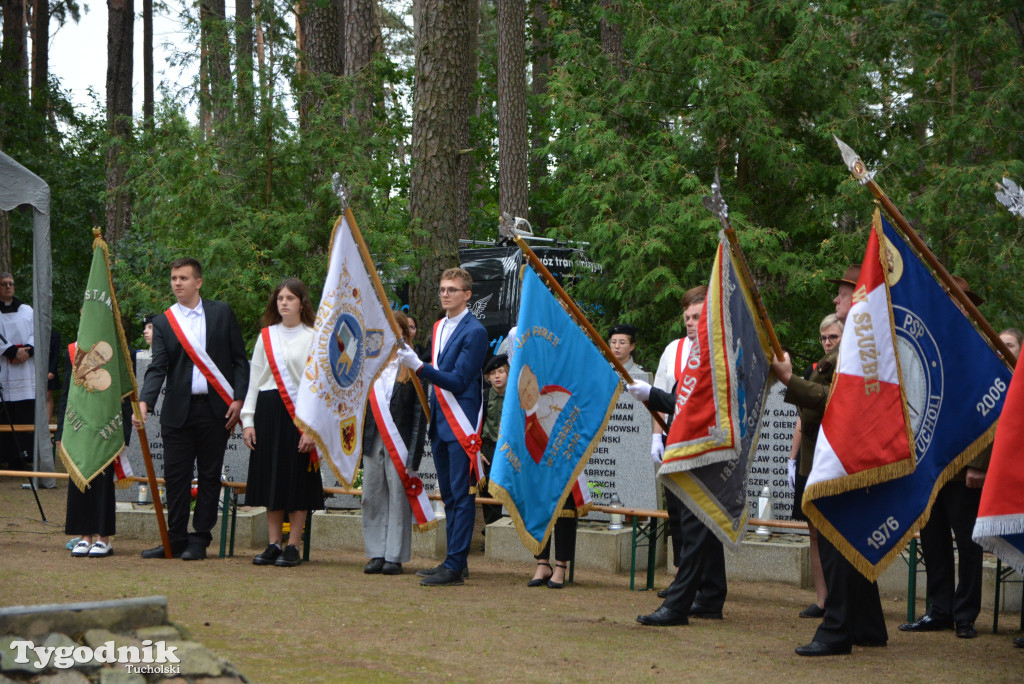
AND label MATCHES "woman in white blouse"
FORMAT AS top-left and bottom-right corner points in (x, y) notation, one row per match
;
(241, 278), (323, 567)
